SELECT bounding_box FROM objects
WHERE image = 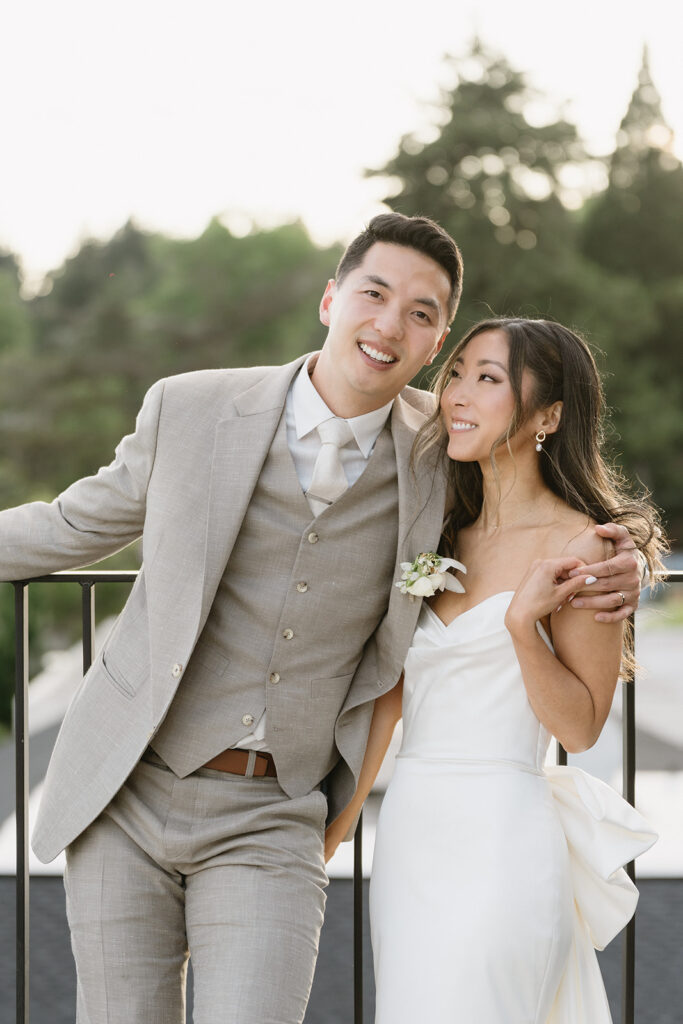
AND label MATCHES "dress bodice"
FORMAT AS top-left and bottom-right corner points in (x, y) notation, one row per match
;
(400, 592), (552, 769)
